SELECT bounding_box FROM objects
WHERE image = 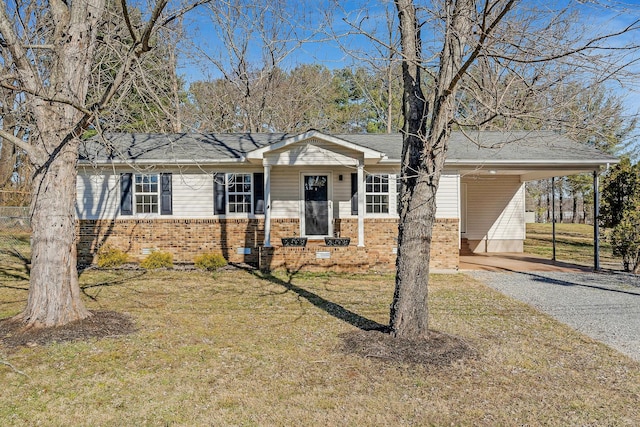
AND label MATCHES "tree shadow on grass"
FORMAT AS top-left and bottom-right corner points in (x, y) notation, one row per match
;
(245, 266), (478, 367)
(80, 270), (148, 301)
(0, 248), (31, 281)
(248, 267), (388, 332)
